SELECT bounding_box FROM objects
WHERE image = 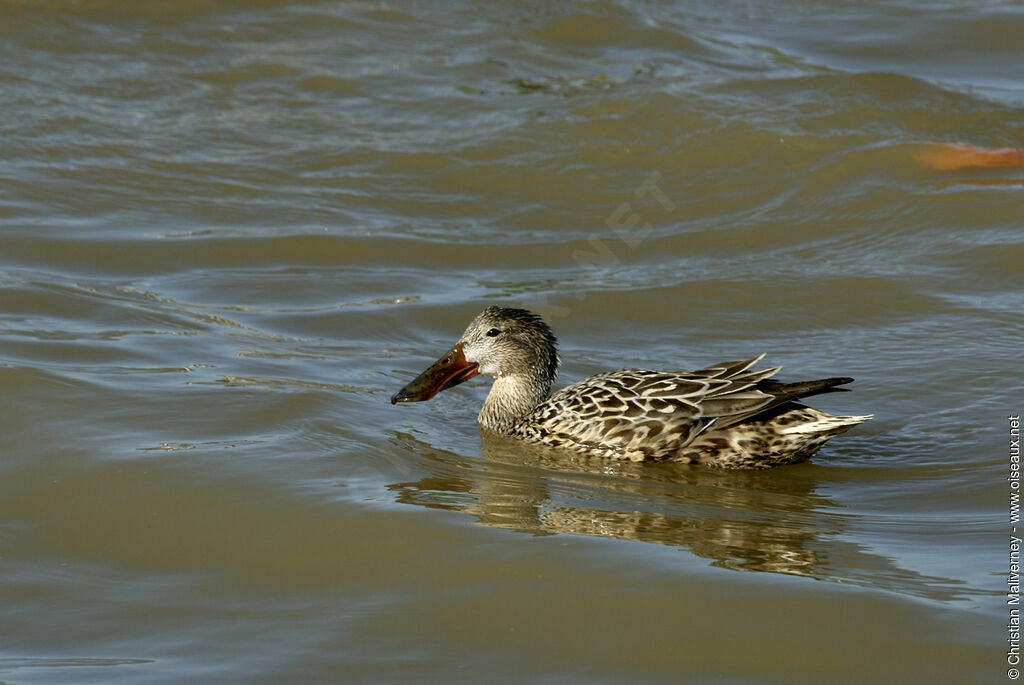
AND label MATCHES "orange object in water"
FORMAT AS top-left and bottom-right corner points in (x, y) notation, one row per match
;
(915, 143), (1024, 171)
